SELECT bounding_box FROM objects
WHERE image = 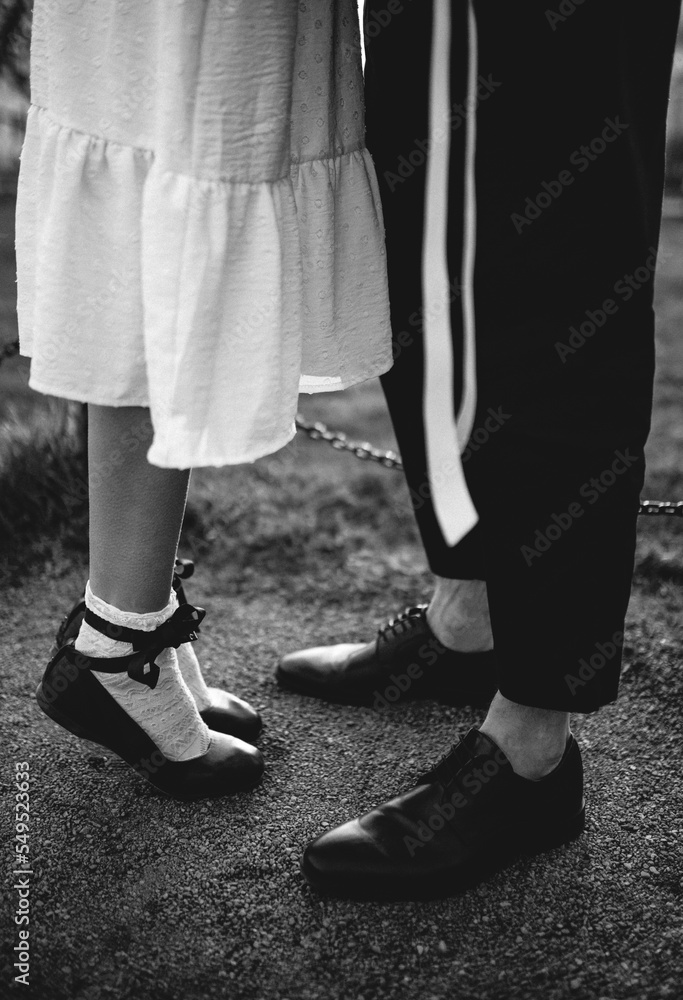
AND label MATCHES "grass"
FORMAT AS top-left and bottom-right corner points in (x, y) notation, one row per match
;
(0, 400), (88, 578)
